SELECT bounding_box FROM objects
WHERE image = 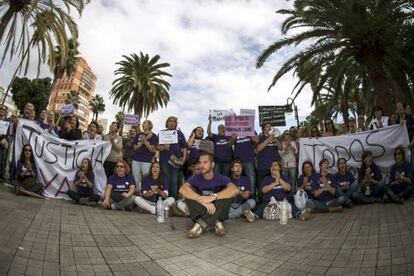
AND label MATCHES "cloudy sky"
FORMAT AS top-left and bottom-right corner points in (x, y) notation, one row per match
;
(1, 0), (315, 136)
